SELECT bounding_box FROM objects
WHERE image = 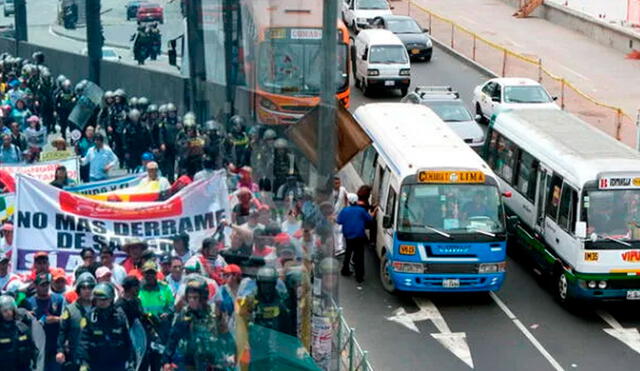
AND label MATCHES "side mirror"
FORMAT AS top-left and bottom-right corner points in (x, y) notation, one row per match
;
(475, 114), (482, 122)
(423, 28), (429, 33)
(552, 96), (558, 101)
(390, 6), (395, 10)
(382, 215), (393, 229)
(118, 55), (122, 60)
(502, 191), (512, 198)
(575, 221), (587, 239)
